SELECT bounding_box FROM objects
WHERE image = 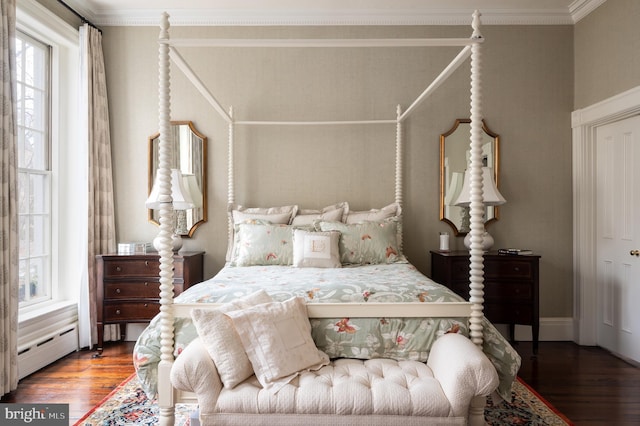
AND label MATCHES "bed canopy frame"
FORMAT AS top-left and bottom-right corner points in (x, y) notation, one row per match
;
(153, 11), (488, 425)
